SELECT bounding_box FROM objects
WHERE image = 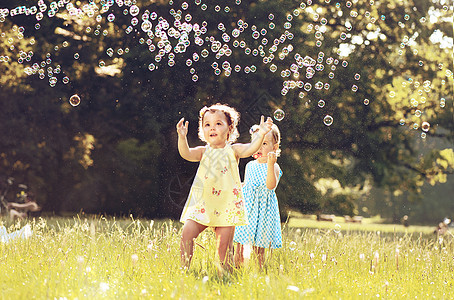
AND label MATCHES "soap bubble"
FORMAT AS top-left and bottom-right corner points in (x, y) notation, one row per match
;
(141, 21), (152, 32)
(274, 109), (285, 121)
(421, 122), (430, 132)
(129, 5), (140, 17)
(323, 115), (333, 126)
(69, 94), (81, 107)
